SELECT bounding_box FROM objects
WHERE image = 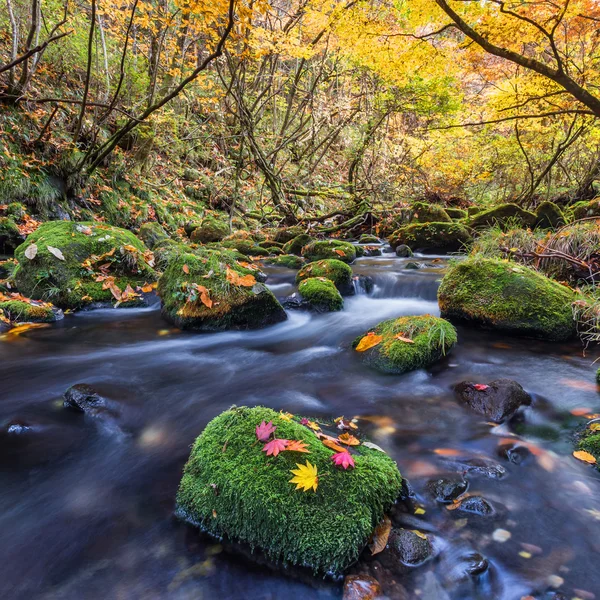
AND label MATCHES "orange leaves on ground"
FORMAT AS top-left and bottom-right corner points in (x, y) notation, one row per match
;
(286, 440), (310, 453)
(289, 460), (318, 492)
(335, 416), (358, 430)
(355, 332), (383, 352)
(334, 249), (346, 257)
(368, 516), (391, 555)
(263, 438), (288, 457)
(338, 432), (360, 446)
(573, 450), (597, 464)
(300, 418), (321, 431)
(192, 283), (213, 308)
(137, 282), (157, 293)
(226, 268), (256, 287)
